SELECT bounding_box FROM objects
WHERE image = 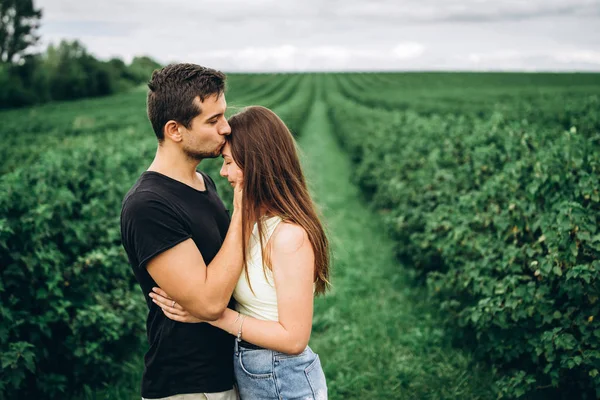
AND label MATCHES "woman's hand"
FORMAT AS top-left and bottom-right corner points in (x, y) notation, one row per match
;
(232, 181), (243, 215)
(149, 287), (205, 323)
